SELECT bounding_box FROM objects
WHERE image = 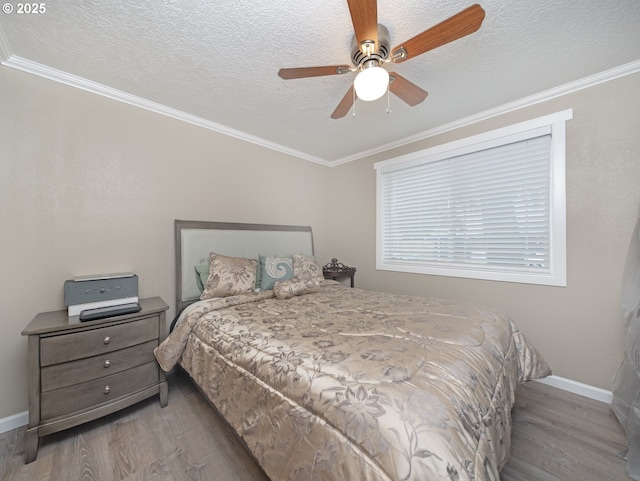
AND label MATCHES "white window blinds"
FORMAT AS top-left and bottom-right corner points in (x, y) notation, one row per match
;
(375, 110), (570, 286)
